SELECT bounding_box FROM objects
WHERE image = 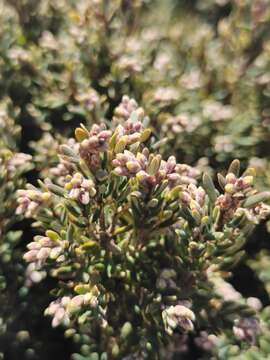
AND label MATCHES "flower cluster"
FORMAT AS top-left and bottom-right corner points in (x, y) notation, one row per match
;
(65, 173), (96, 205)
(45, 292), (99, 328)
(113, 150), (198, 189)
(233, 317), (261, 345)
(78, 124), (112, 171)
(162, 113), (201, 136)
(216, 167), (270, 222)
(114, 95), (141, 122)
(16, 186), (51, 218)
(162, 304), (196, 335)
(6, 153), (32, 174)
(24, 234), (67, 267)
